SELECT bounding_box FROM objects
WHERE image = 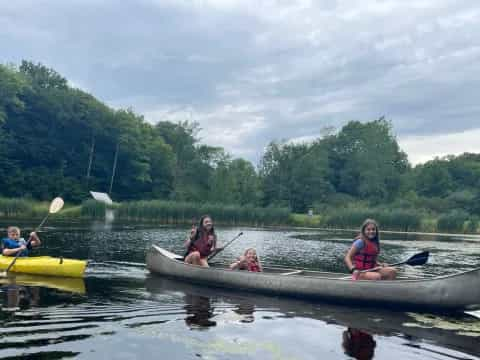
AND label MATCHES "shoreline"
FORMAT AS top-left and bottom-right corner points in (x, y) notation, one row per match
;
(1, 218), (479, 238)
